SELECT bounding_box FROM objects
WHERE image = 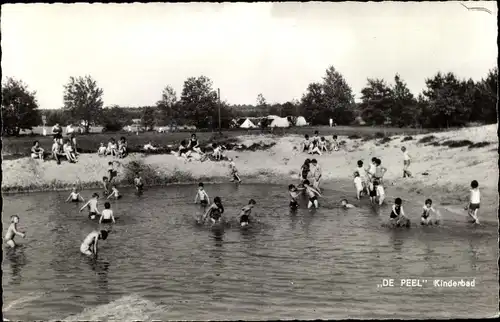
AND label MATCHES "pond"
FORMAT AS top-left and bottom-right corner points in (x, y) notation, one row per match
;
(2, 183), (498, 320)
